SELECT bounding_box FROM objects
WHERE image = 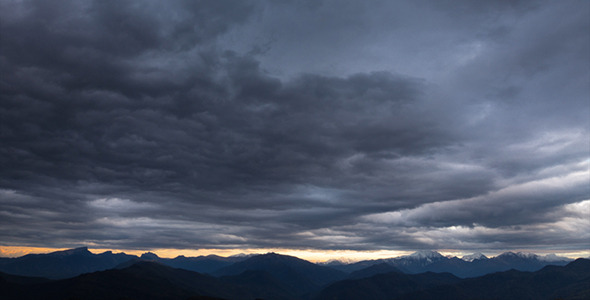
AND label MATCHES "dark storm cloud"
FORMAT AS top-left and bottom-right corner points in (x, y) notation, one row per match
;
(1, 0), (588, 252)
